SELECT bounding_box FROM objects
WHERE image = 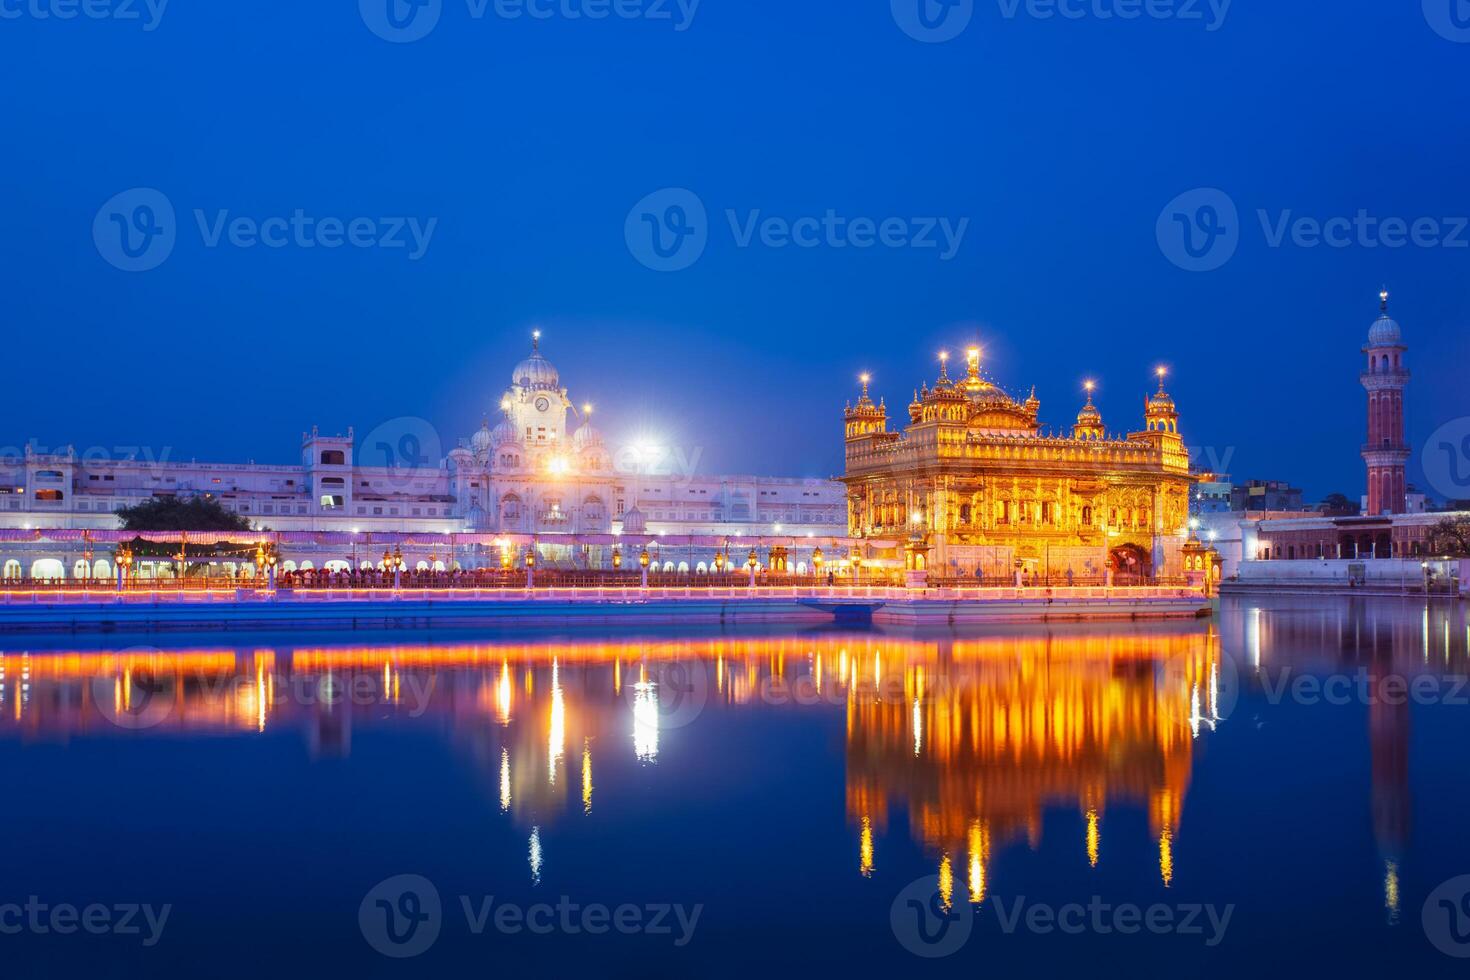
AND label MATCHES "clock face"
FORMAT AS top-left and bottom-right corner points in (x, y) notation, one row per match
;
(534, 397), (550, 413)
